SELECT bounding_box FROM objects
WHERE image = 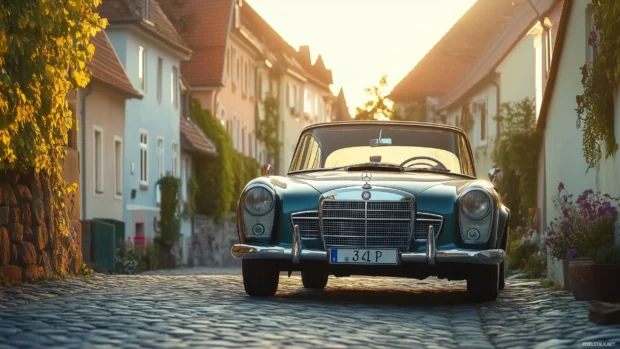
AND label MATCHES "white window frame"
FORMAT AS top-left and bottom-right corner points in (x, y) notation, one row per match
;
(138, 46), (146, 92)
(93, 125), (104, 196)
(171, 66), (179, 108)
(157, 137), (164, 179)
(233, 114), (238, 150)
(220, 106), (227, 127)
(472, 99), (488, 147)
(172, 141), (179, 177)
(140, 129), (149, 186)
(143, 0), (149, 20)
(157, 57), (163, 103)
(113, 136), (123, 199)
(181, 156), (188, 202)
